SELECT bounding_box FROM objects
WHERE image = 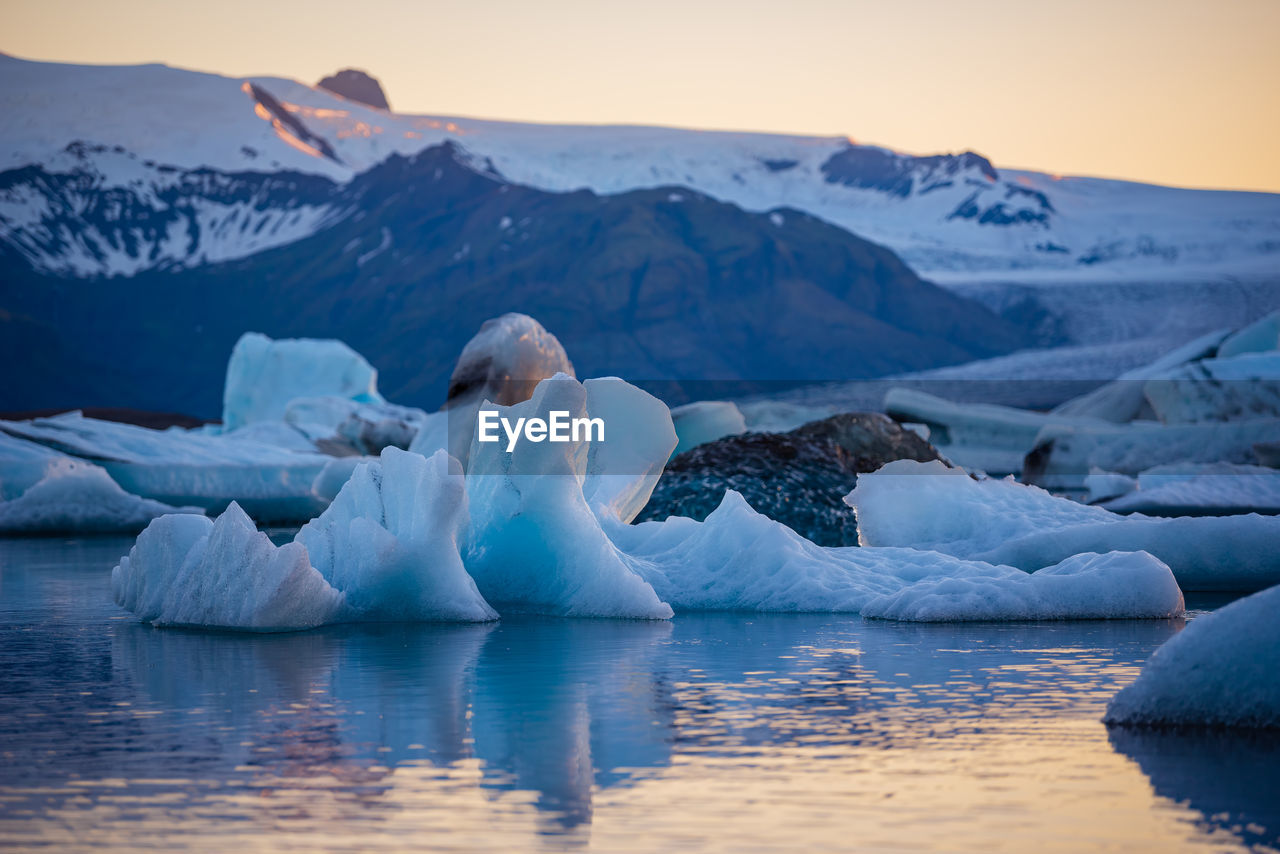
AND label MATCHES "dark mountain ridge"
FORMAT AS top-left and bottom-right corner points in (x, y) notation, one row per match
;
(0, 142), (1033, 415)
